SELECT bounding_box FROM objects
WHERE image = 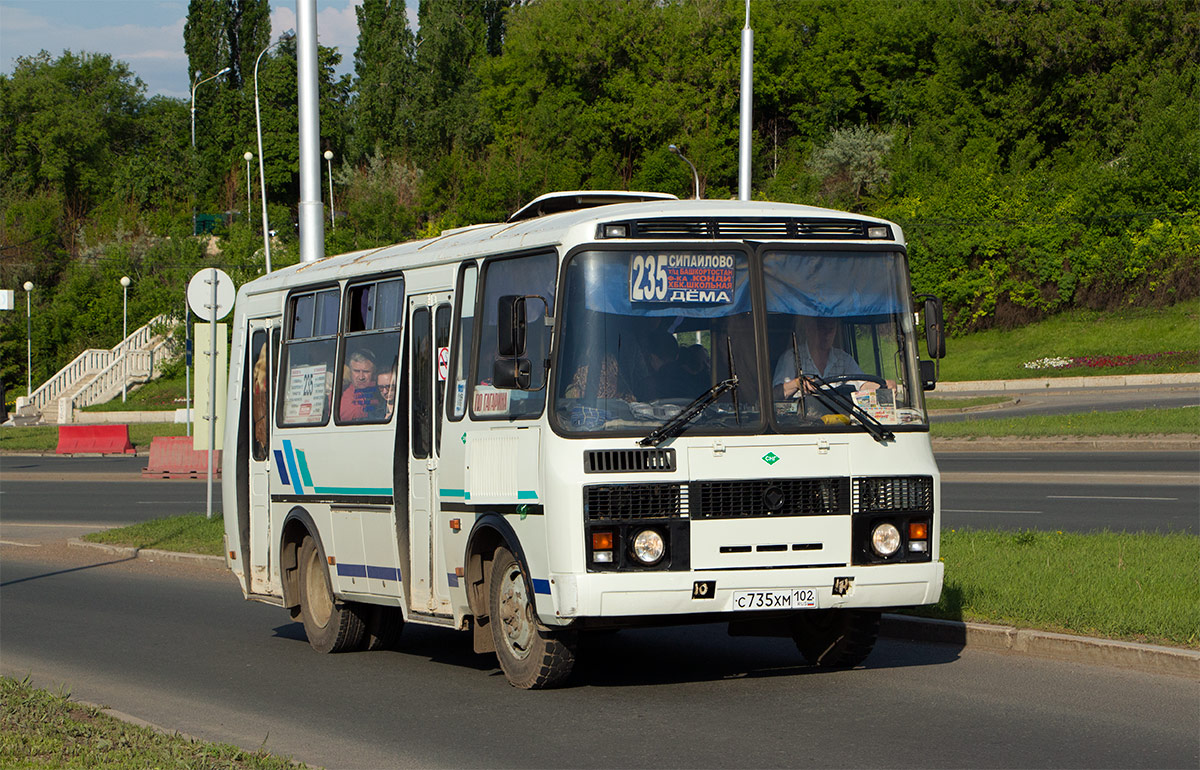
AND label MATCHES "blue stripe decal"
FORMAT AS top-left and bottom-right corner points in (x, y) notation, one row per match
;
(282, 440), (304, 495)
(517, 490), (539, 501)
(366, 565), (401, 581)
(336, 563), (367, 578)
(532, 578), (551, 595)
(313, 486), (393, 496)
(447, 572), (460, 587)
(273, 450), (290, 486)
